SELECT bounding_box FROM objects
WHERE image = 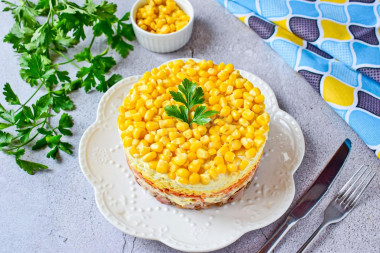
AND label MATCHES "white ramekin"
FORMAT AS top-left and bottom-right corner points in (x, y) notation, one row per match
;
(131, 0), (194, 53)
